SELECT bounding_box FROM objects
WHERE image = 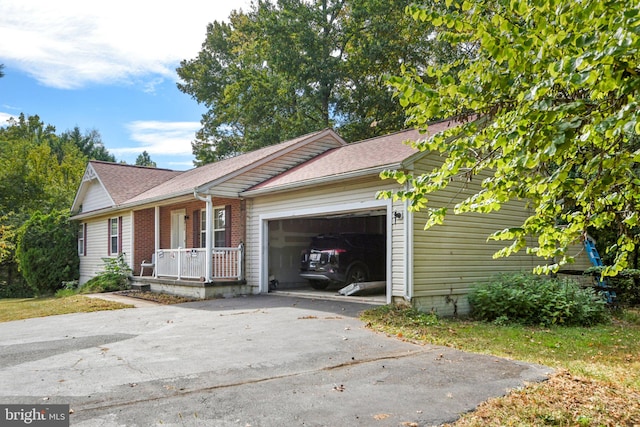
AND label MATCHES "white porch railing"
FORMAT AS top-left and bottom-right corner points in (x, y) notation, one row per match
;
(154, 244), (243, 281)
